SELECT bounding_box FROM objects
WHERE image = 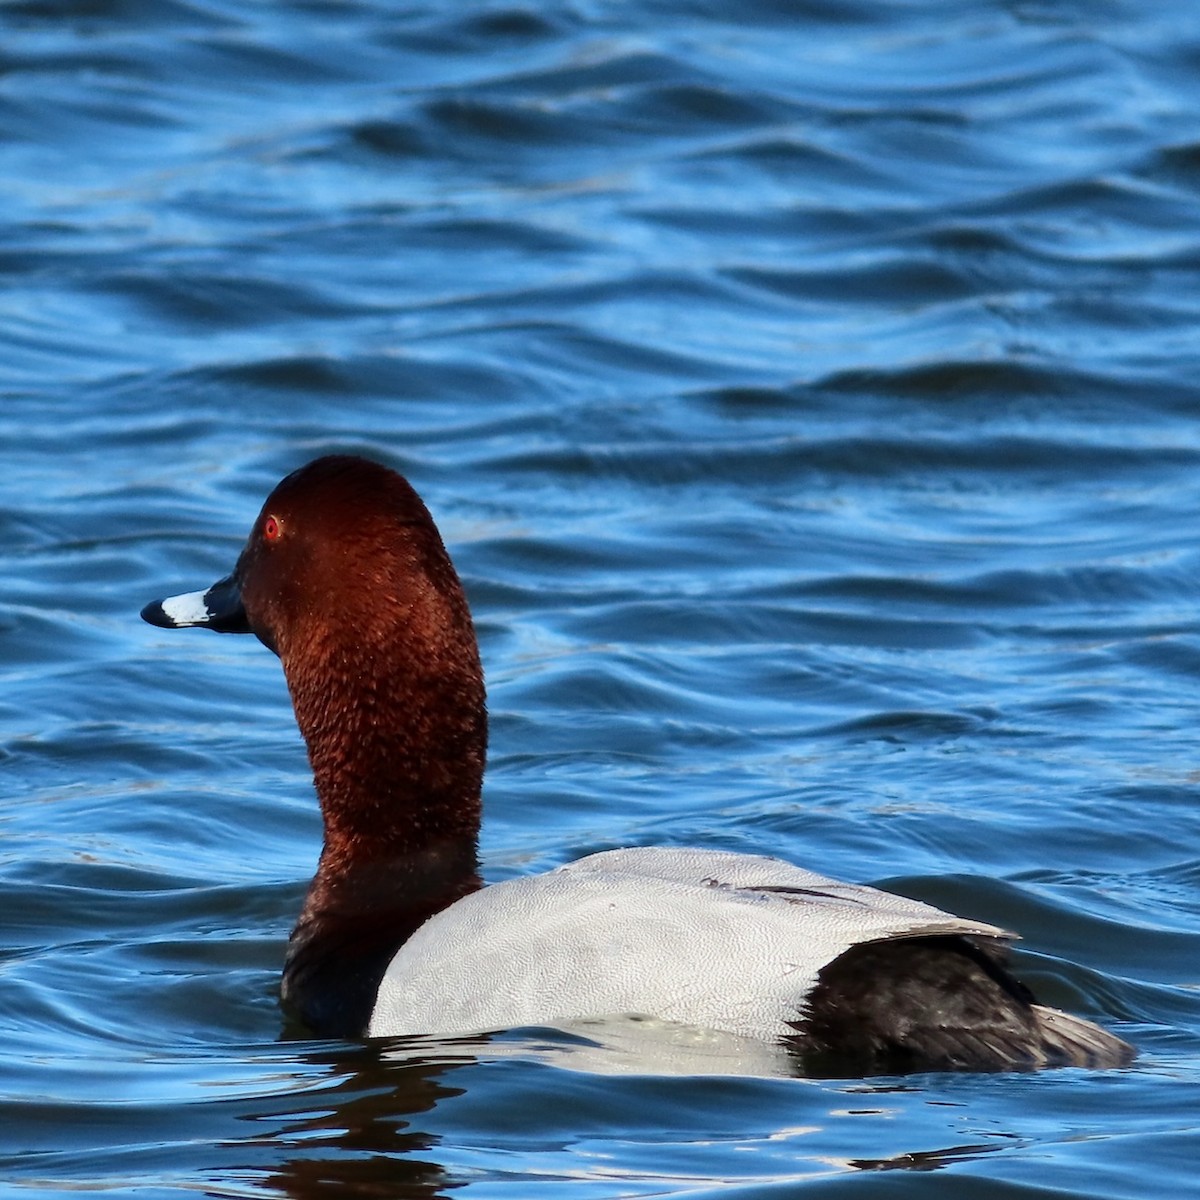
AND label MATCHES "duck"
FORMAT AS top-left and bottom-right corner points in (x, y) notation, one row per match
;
(141, 454), (1134, 1074)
